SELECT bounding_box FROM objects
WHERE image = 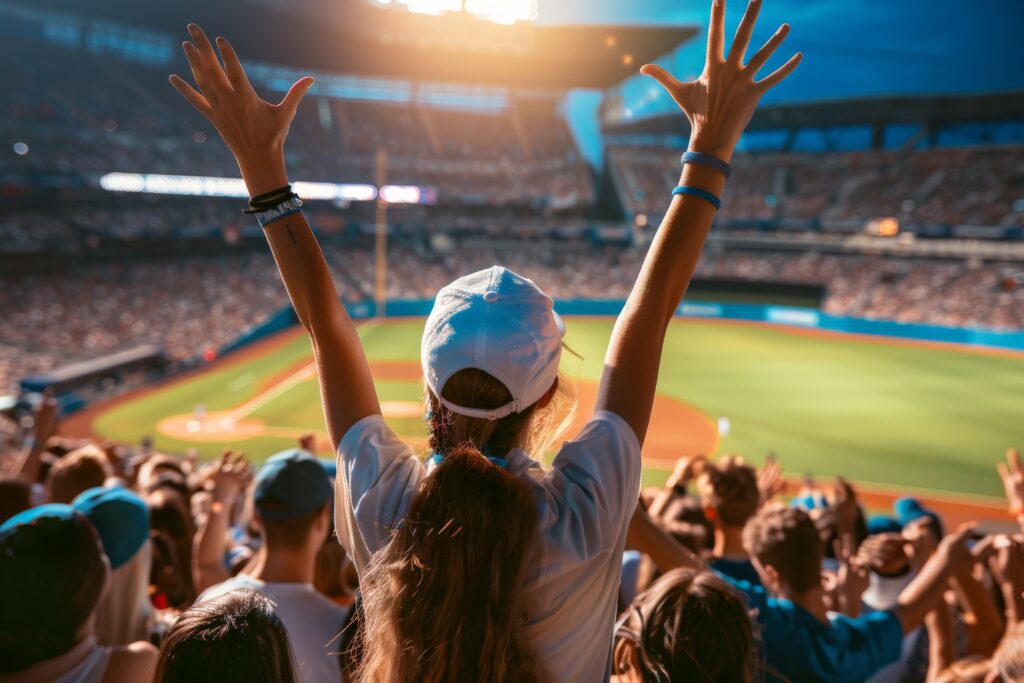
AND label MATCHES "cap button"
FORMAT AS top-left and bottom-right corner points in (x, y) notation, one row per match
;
(483, 290), (499, 303)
